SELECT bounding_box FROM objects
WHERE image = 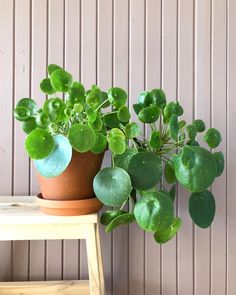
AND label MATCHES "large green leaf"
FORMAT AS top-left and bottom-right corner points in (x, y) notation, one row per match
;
(174, 146), (217, 192)
(117, 105), (131, 122)
(204, 128), (222, 148)
(154, 217), (182, 244)
(16, 98), (37, 116)
(40, 78), (56, 95)
(138, 91), (153, 107)
(93, 167), (132, 206)
(100, 210), (127, 226)
(25, 128), (54, 160)
(189, 190), (216, 228)
(169, 114), (179, 140)
(108, 87), (127, 109)
(68, 124), (96, 152)
(134, 191), (174, 232)
(50, 69), (72, 92)
(108, 135), (126, 155)
(22, 117), (37, 134)
(105, 213), (135, 233)
(125, 122), (140, 138)
(150, 89), (166, 109)
(127, 151), (162, 190)
(186, 124), (197, 140)
(34, 134), (72, 178)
